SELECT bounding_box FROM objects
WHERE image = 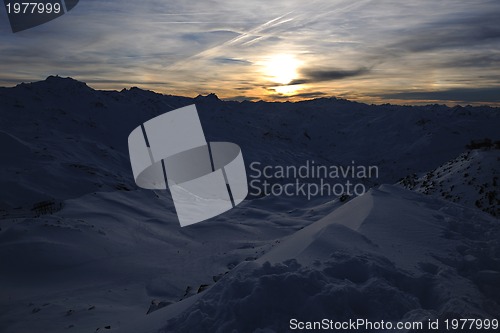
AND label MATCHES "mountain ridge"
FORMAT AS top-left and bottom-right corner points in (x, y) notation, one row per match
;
(4, 75), (500, 109)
